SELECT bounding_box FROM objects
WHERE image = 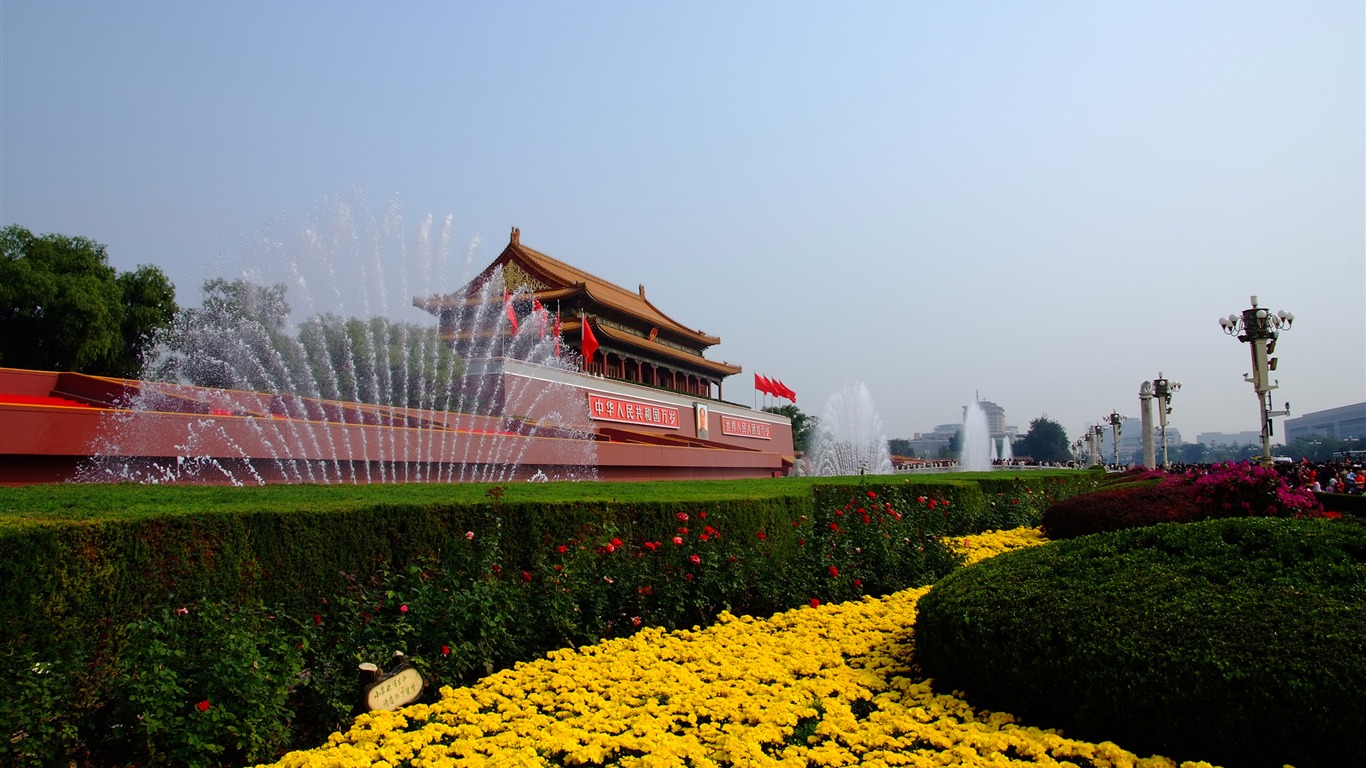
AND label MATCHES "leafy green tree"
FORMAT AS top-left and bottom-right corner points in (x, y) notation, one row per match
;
(1283, 436), (1353, 462)
(1011, 416), (1070, 463)
(153, 279), (294, 391)
(1174, 442), (1208, 464)
(0, 225), (177, 375)
(112, 266), (179, 377)
(888, 438), (916, 458)
(155, 279), (460, 409)
(764, 404), (816, 454)
(1200, 441), (1262, 464)
(198, 277), (291, 331)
